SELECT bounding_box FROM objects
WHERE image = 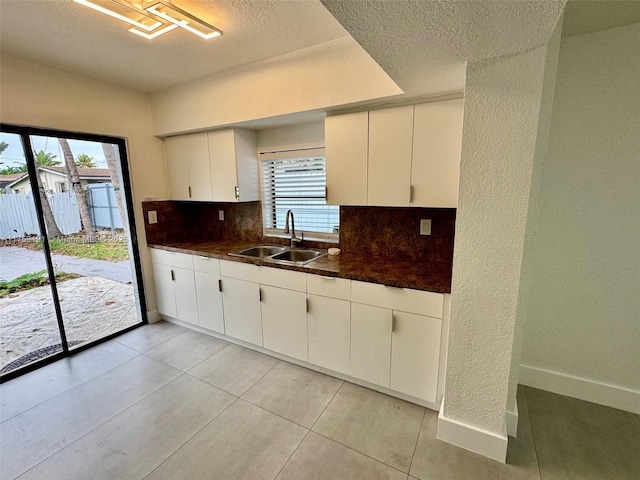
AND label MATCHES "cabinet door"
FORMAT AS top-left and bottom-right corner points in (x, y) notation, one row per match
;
(325, 112), (368, 205)
(153, 263), (177, 318)
(350, 303), (392, 387)
(221, 277), (262, 346)
(308, 295), (350, 375)
(411, 99), (463, 207)
(261, 286), (308, 361)
(195, 271), (224, 334)
(165, 133), (211, 201)
(368, 105), (414, 206)
(173, 266), (197, 325)
(208, 130), (240, 203)
(390, 311), (442, 403)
